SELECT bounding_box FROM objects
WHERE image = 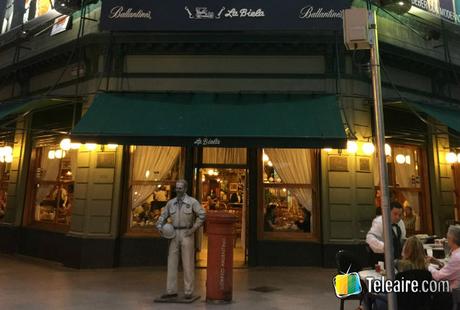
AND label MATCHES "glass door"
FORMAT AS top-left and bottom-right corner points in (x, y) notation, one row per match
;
(195, 167), (248, 268)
